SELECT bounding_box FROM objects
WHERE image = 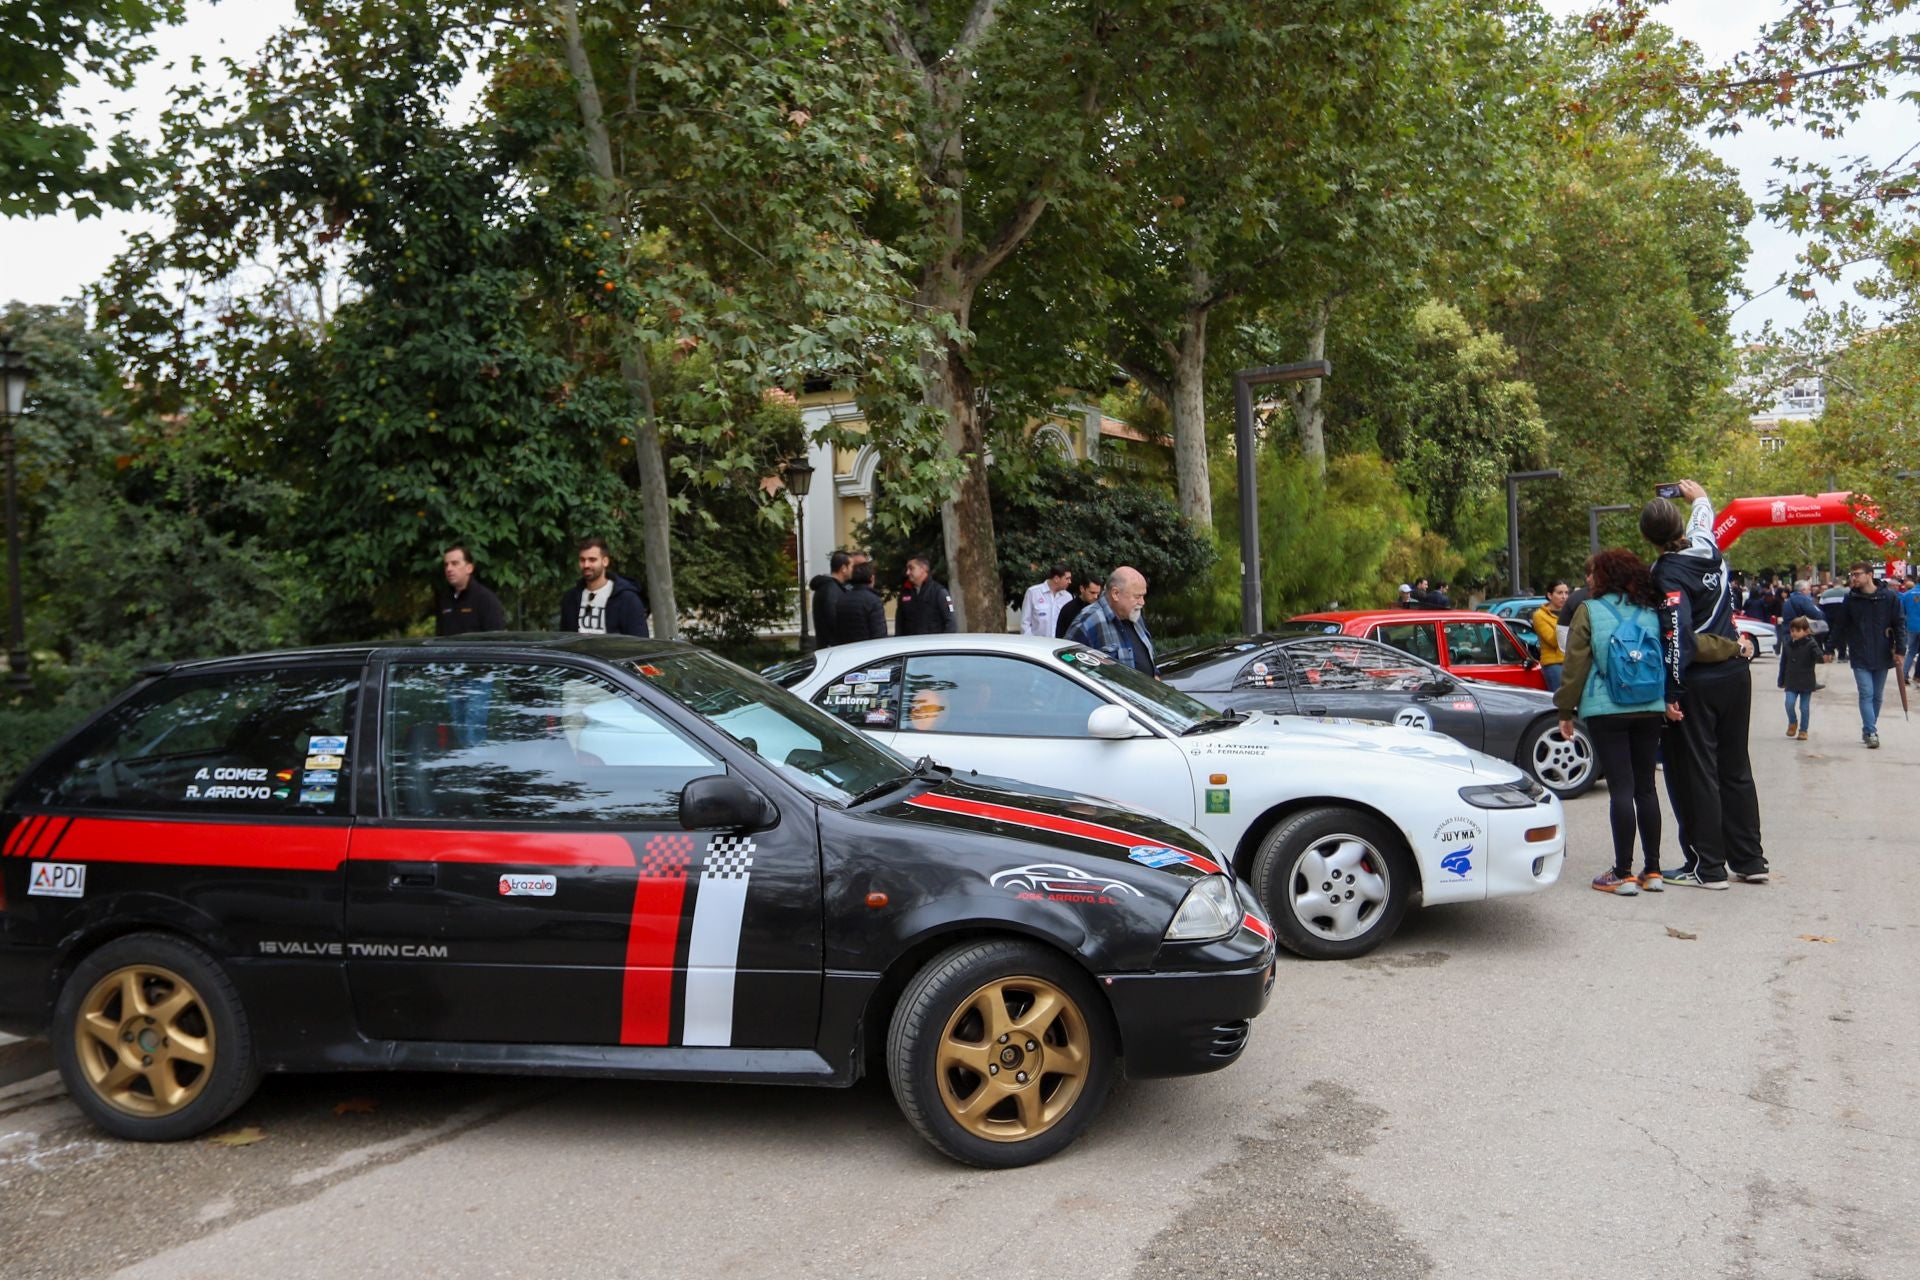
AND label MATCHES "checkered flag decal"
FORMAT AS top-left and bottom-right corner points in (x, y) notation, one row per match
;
(640, 833), (695, 878)
(702, 836), (756, 880)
